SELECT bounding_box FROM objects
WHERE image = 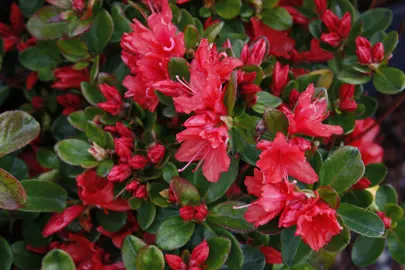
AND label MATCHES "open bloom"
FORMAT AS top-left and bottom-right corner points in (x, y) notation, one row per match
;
(256, 133), (318, 184)
(0, 3), (24, 52)
(165, 240), (209, 270)
(280, 84), (344, 137)
(320, 10), (351, 47)
(175, 112), (230, 182)
(52, 66), (89, 90)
